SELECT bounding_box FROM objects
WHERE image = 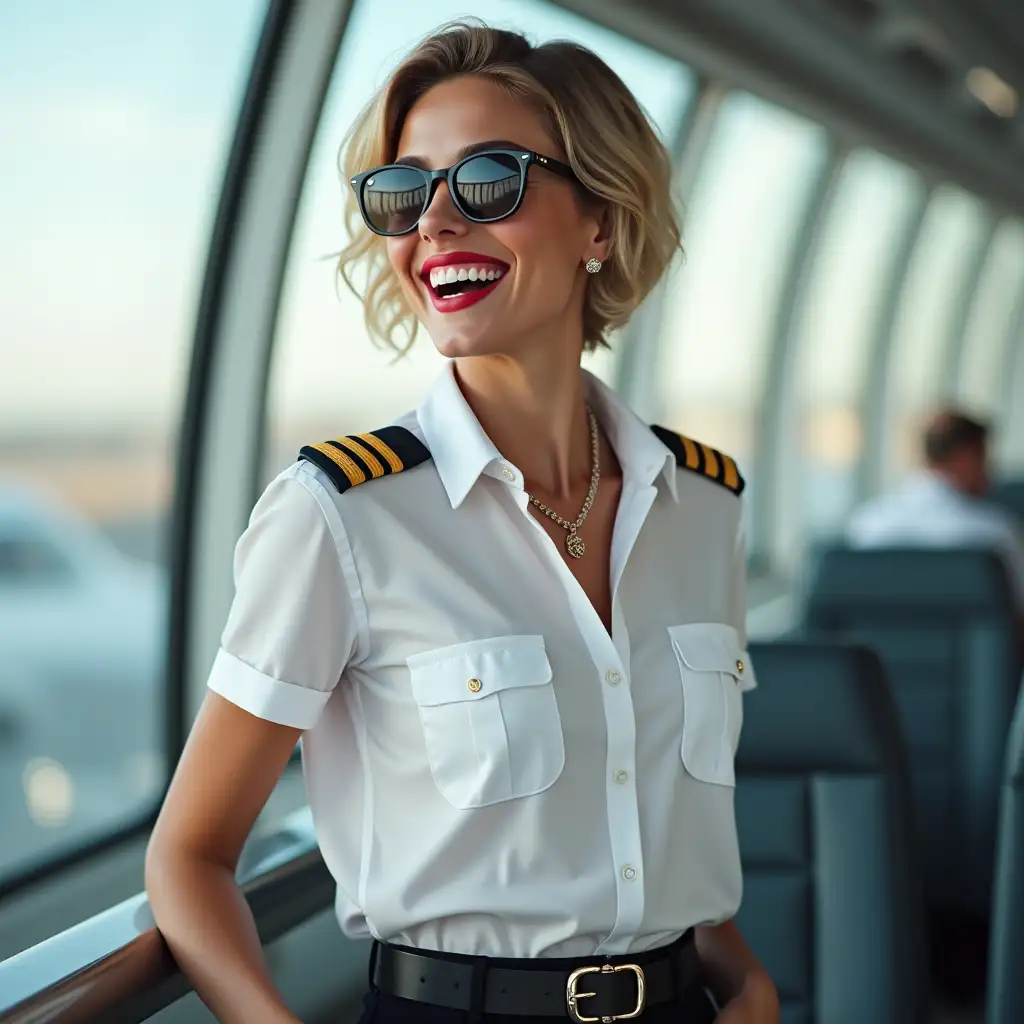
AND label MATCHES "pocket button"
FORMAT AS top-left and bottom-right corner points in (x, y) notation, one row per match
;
(736, 660), (744, 674)
(467, 677), (483, 693)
